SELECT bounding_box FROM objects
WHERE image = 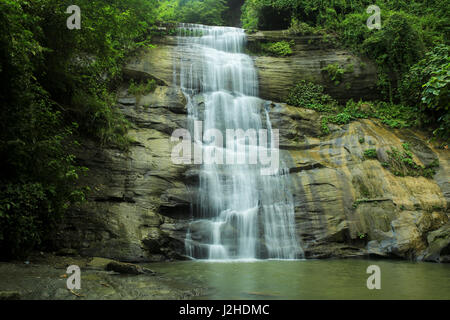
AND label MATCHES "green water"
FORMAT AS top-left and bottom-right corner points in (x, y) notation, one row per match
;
(147, 259), (450, 300)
